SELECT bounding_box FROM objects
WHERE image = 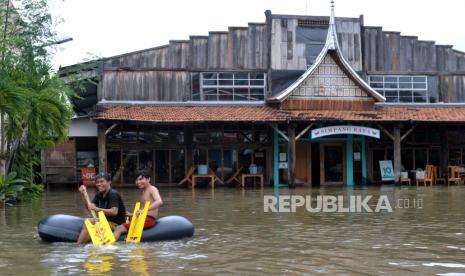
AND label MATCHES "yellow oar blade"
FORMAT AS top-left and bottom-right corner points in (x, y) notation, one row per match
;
(98, 211), (116, 245)
(85, 219), (105, 246)
(126, 201), (150, 244)
(126, 202), (140, 242)
(84, 212), (115, 246)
